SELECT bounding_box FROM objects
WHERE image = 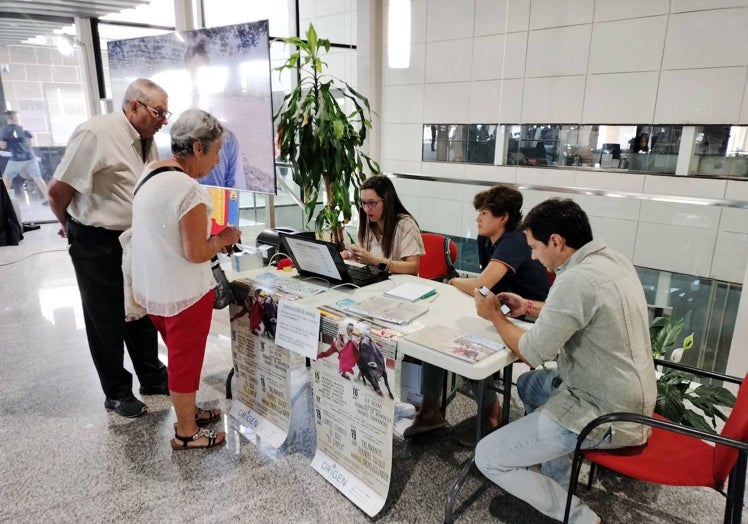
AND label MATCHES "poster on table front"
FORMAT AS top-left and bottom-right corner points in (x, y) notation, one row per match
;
(107, 20), (275, 194)
(310, 310), (401, 517)
(228, 280), (304, 447)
